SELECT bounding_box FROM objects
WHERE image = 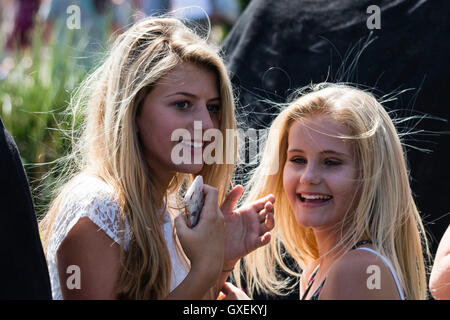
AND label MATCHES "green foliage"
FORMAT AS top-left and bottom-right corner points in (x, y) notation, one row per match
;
(0, 23), (90, 219)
